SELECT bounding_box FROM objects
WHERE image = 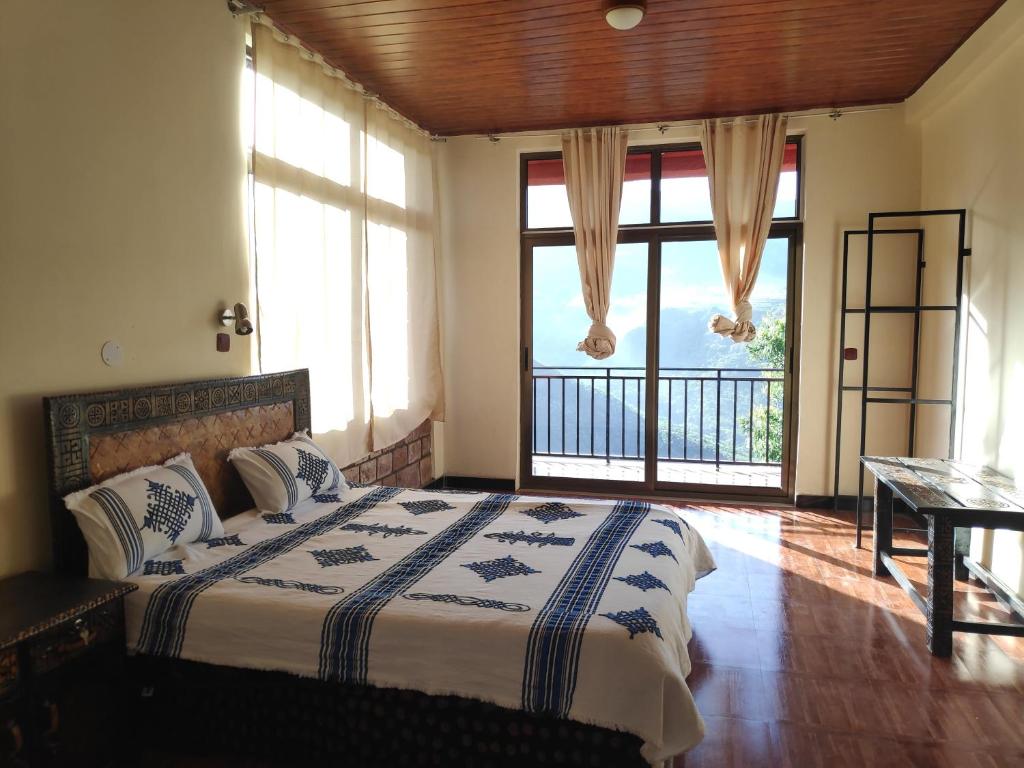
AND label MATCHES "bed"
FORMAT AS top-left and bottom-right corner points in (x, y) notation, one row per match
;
(44, 369), (715, 766)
